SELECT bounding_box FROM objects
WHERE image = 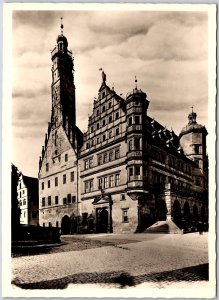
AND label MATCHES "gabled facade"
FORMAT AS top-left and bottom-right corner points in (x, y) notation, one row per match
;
(17, 174), (39, 225)
(38, 24), (83, 233)
(38, 25), (208, 234)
